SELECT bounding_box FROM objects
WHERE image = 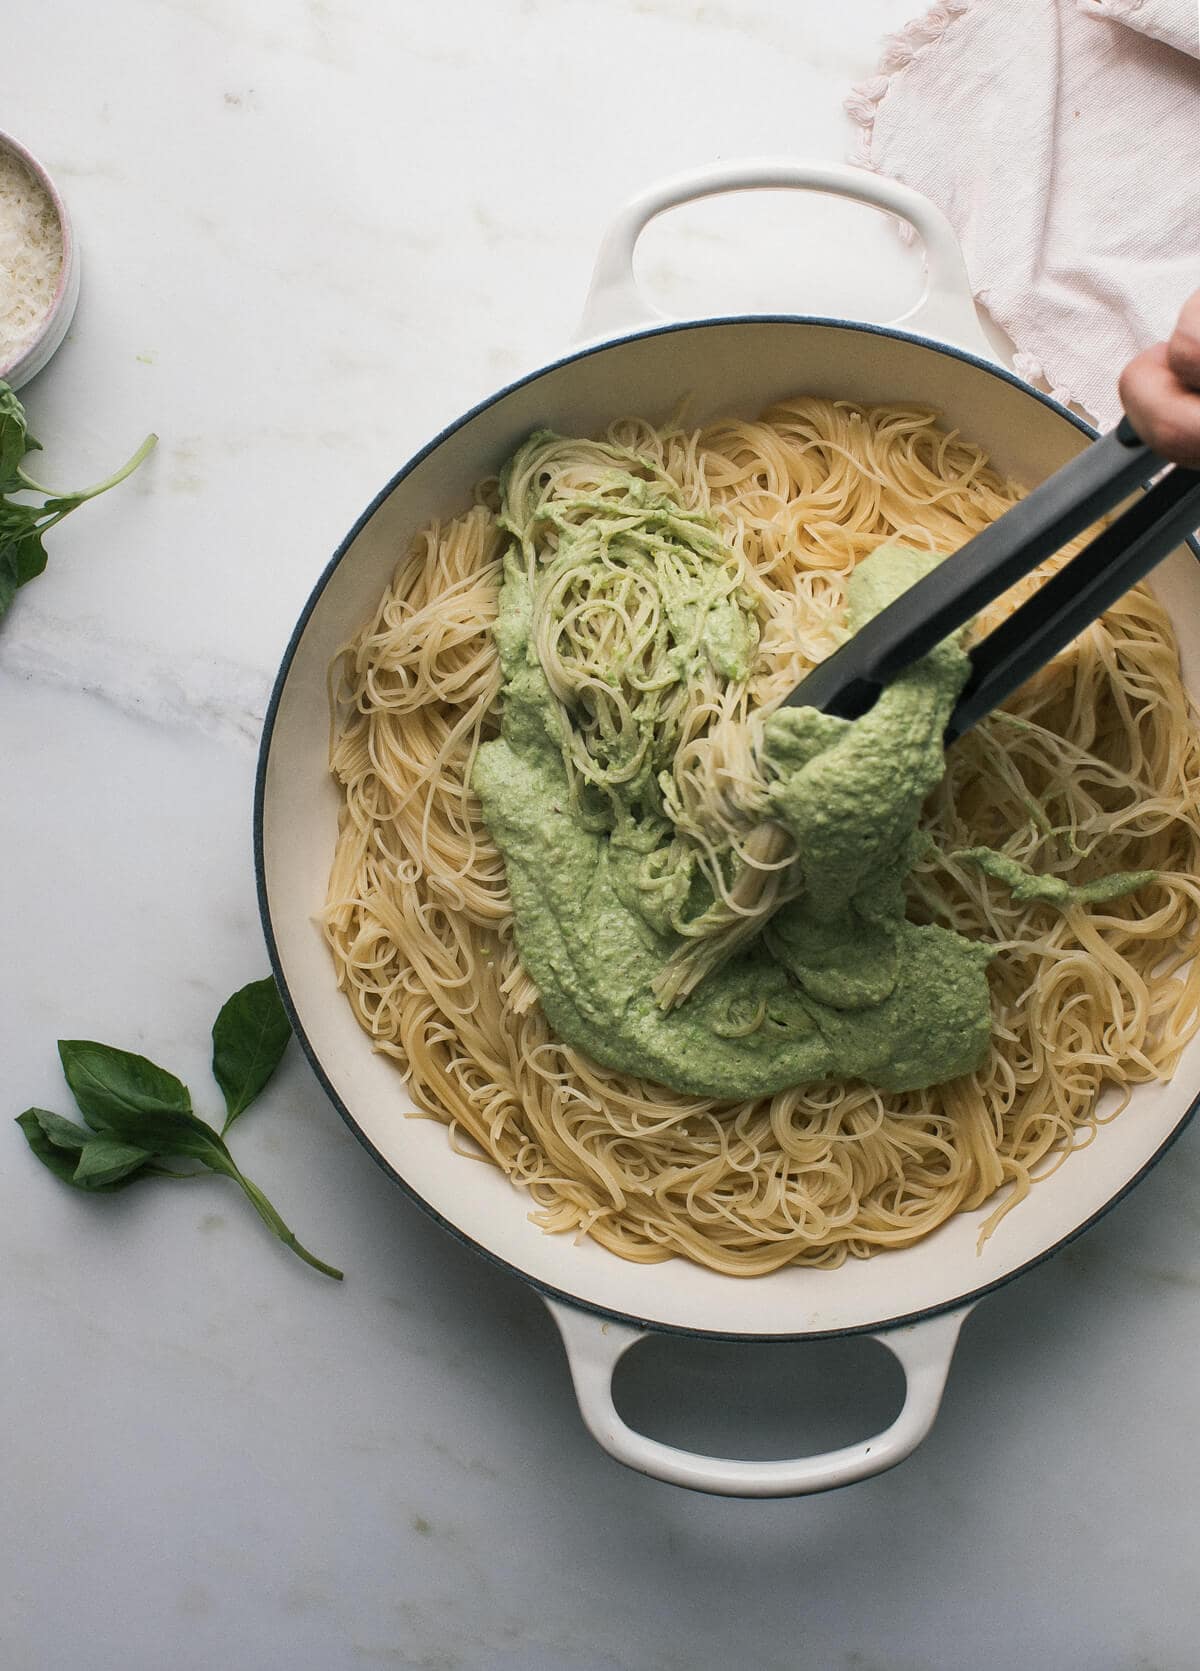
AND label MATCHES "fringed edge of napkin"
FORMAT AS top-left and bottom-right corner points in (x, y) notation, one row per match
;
(844, 0), (973, 215)
(844, 0), (1088, 414)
